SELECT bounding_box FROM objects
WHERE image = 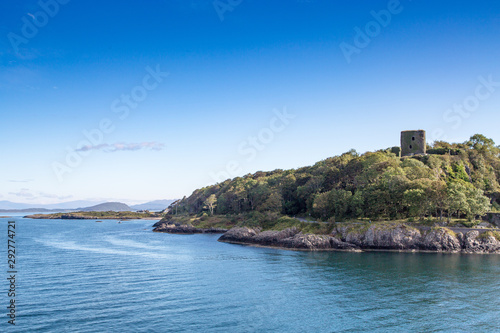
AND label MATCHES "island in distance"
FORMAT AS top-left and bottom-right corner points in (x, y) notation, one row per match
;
(1, 199), (176, 213)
